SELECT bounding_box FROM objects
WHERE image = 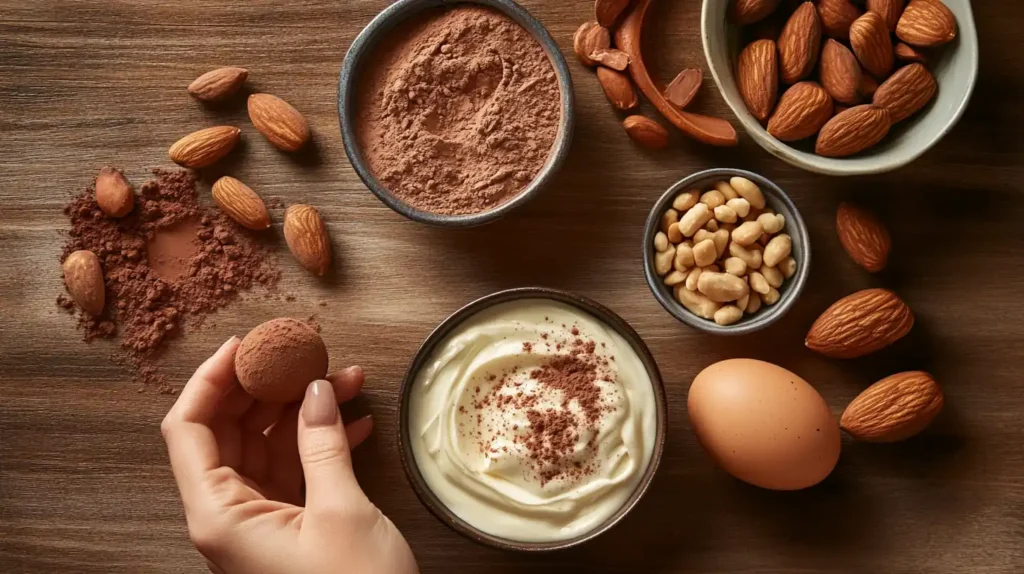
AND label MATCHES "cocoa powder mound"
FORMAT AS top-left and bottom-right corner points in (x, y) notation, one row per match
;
(58, 169), (280, 386)
(356, 5), (561, 215)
